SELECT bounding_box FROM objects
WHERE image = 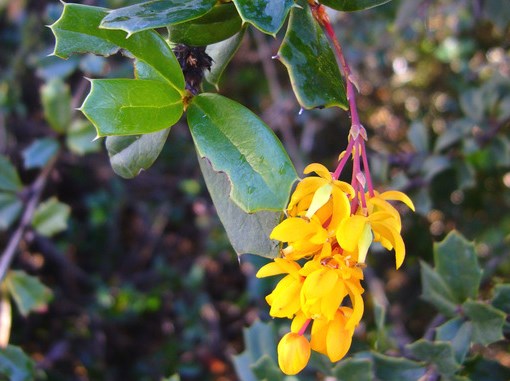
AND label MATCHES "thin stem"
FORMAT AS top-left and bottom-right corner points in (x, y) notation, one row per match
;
(332, 137), (355, 180)
(298, 318), (312, 336)
(0, 155), (58, 283)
